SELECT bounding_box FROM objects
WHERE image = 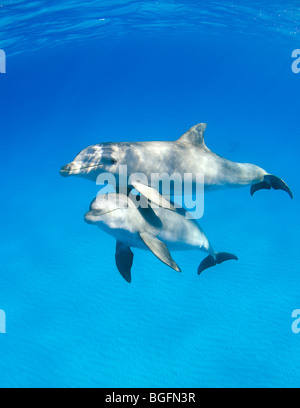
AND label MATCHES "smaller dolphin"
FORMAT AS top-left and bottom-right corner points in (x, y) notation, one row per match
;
(84, 193), (238, 283)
